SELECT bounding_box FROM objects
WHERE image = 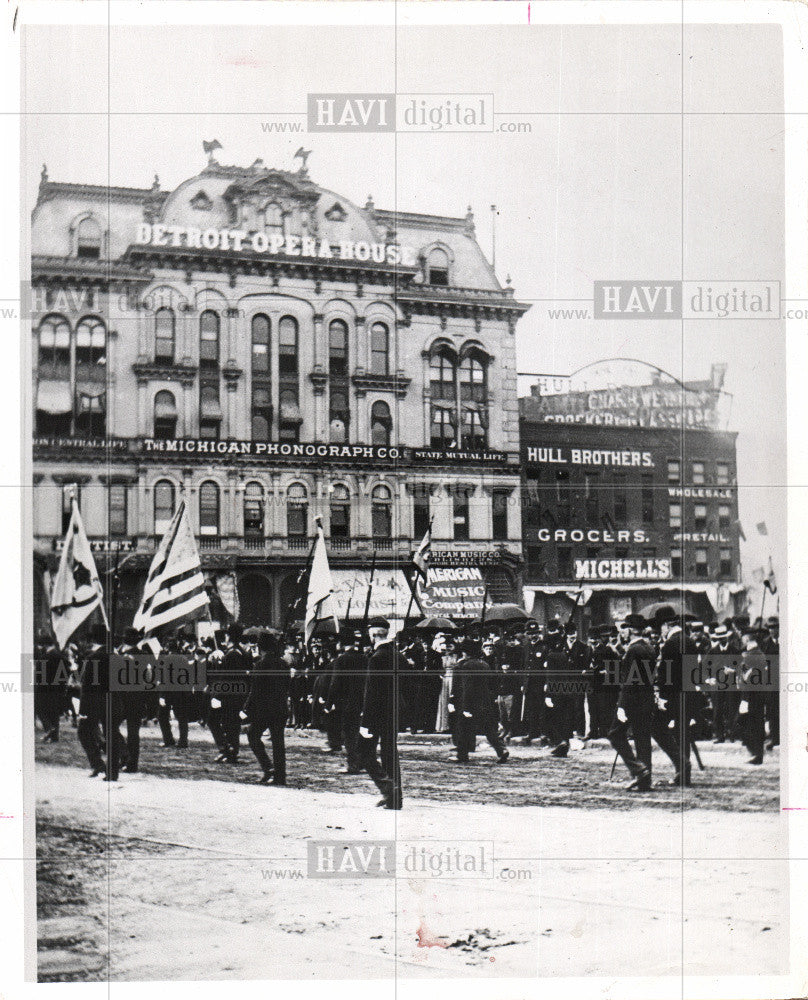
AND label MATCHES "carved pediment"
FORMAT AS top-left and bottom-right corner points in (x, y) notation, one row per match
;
(191, 190), (213, 211)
